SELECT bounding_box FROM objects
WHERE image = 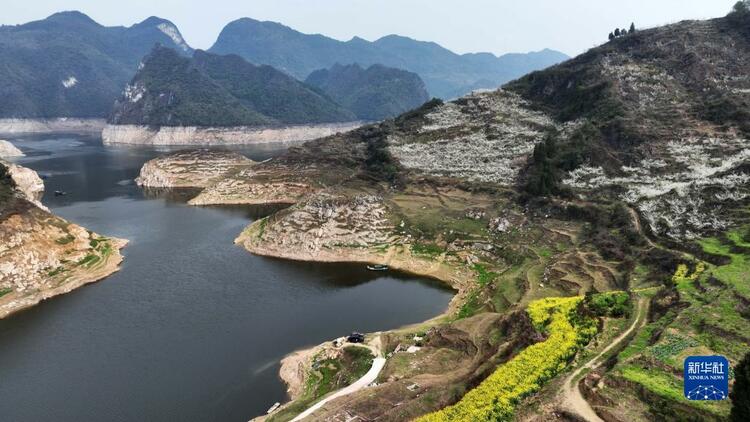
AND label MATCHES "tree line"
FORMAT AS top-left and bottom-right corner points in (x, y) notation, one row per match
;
(609, 23), (636, 41)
